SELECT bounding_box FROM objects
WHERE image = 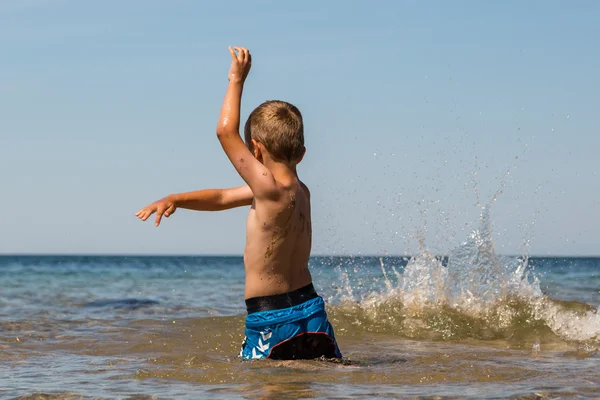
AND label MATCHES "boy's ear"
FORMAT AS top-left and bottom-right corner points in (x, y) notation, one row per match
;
(251, 139), (263, 161)
(296, 146), (306, 164)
